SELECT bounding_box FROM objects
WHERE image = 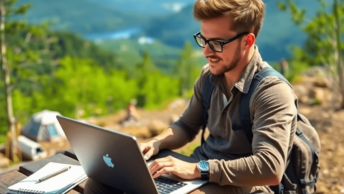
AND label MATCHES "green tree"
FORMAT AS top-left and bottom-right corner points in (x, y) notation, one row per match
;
(0, 0), (51, 161)
(135, 51), (156, 107)
(134, 51), (180, 108)
(12, 56), (139, 119)
(277, 0), (344, 108)
(174, 41), (200, 97)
